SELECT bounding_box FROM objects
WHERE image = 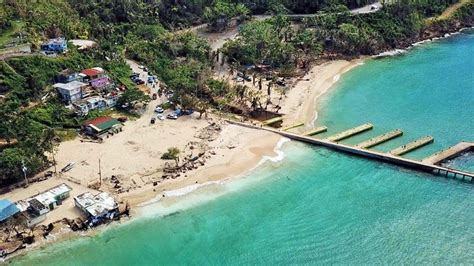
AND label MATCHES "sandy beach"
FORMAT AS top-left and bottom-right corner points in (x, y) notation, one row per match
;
(0, 58), (364, 263)
(2, 58), (363, 218)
